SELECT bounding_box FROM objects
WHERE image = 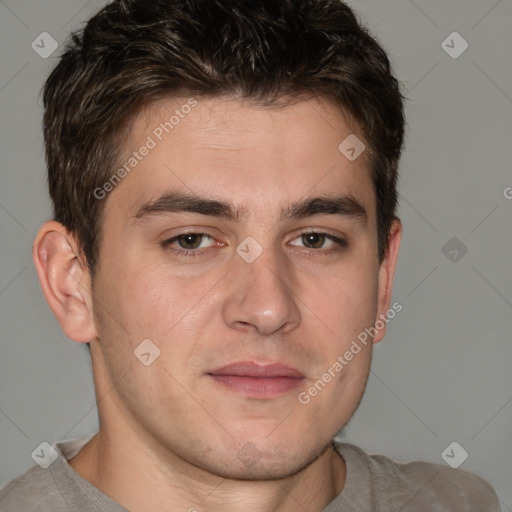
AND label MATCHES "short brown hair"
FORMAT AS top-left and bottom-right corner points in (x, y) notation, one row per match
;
(43, 0), (406, 276)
